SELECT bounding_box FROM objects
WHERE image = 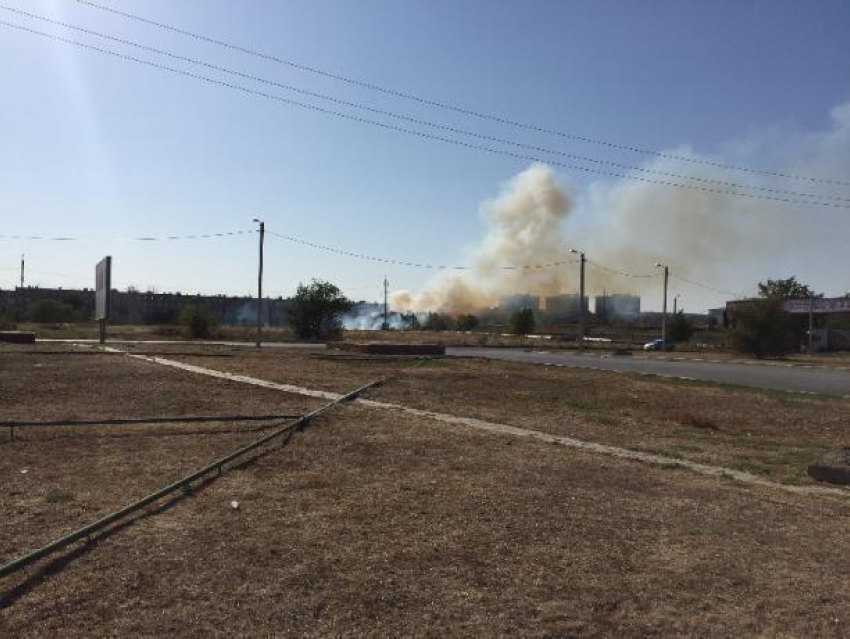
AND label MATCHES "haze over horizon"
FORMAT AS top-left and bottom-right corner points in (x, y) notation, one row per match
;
(2, 0), (849, 313)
